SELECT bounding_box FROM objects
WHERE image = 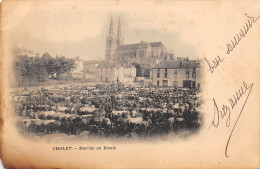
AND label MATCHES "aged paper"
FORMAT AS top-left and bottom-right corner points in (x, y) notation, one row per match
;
(0, 0), (259, 168)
